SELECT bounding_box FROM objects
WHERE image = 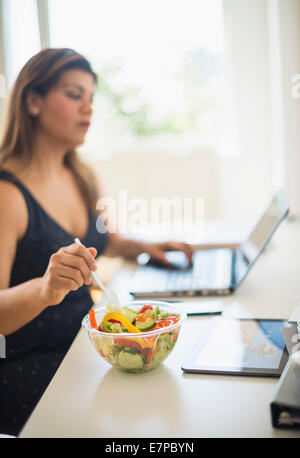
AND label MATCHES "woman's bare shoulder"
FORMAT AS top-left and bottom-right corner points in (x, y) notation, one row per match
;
(0, 178), (27, 203)
(0, 180), (28, 238)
